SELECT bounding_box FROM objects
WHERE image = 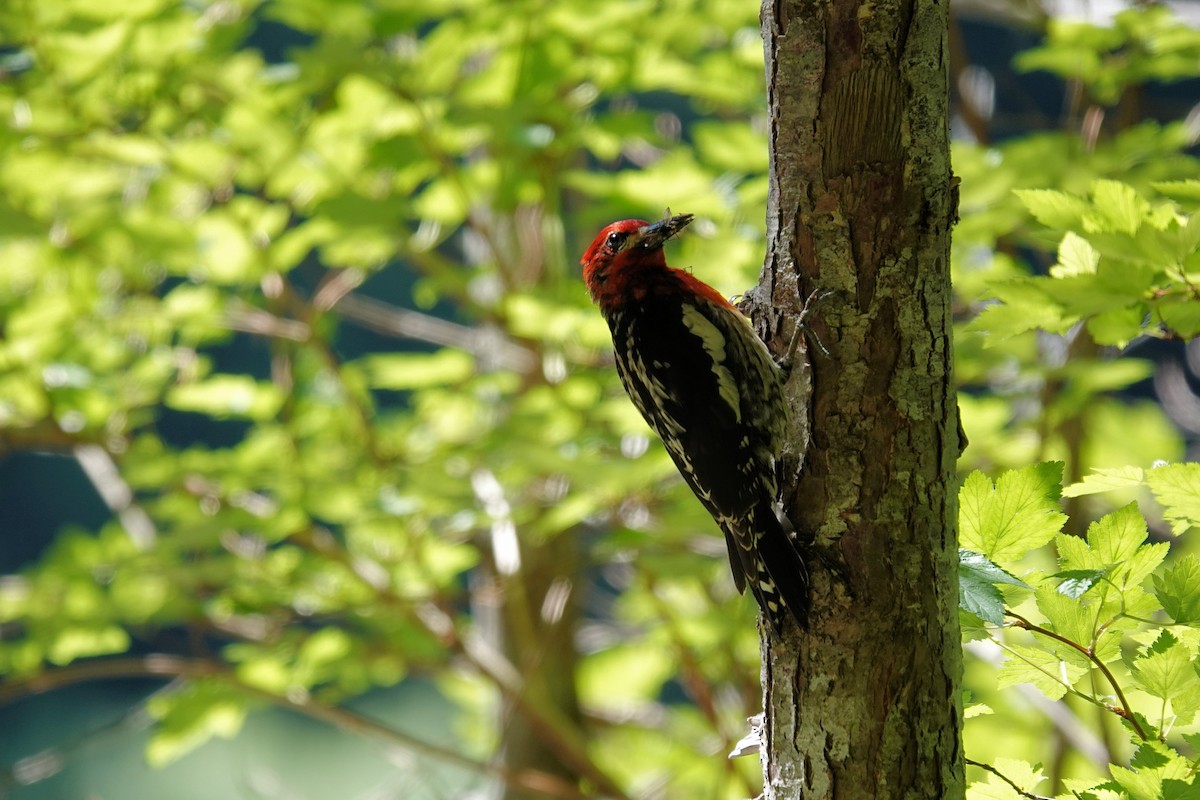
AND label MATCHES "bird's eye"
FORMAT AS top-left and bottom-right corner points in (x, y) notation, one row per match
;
(604, 231), (625, 250)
